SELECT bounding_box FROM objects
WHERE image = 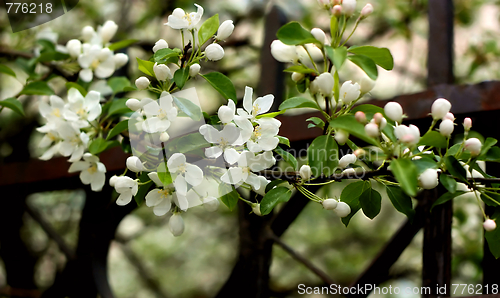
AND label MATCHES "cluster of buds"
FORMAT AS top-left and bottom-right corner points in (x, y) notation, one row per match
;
(322, 198), (351, 217)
